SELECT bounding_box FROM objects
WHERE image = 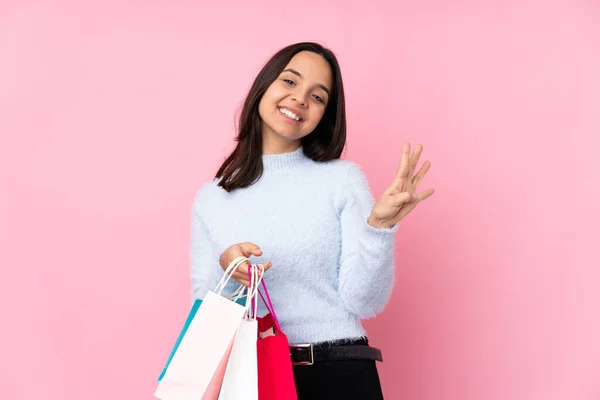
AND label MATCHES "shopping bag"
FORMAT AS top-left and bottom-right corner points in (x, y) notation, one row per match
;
(157, 291), (247, 382)
(218, 264), (264, 400)
(255, 279), (298, 400)
(154, 256), (251, 400)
